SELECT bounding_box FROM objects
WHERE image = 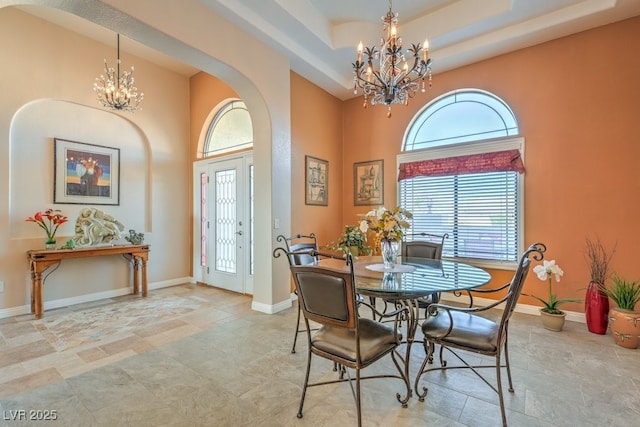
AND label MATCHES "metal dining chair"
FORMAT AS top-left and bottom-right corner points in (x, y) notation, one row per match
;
(402, 233), (448, 309)
(373, 233), (448, 318)
(274, 233), (319, 354)
(281, 249), (410, 427)
(414, 242), (546, 427)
